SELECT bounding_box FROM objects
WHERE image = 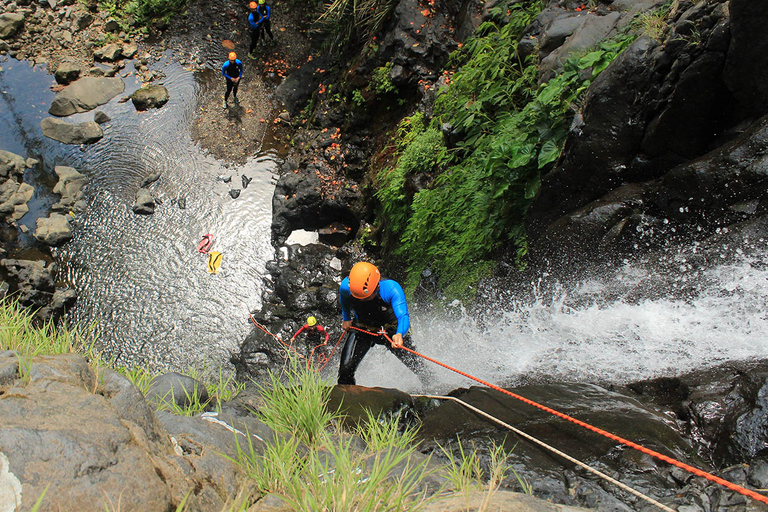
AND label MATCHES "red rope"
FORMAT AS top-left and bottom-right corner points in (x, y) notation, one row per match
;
(248, 314), (345, 371)
(350, 326), (768, 506)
